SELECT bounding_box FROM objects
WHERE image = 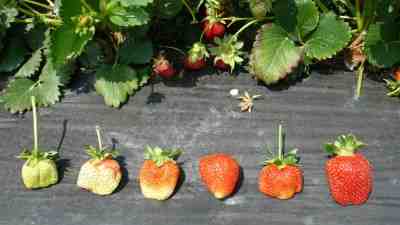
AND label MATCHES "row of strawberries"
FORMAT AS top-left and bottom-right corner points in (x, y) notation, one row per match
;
(20, 98), (373, 207)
